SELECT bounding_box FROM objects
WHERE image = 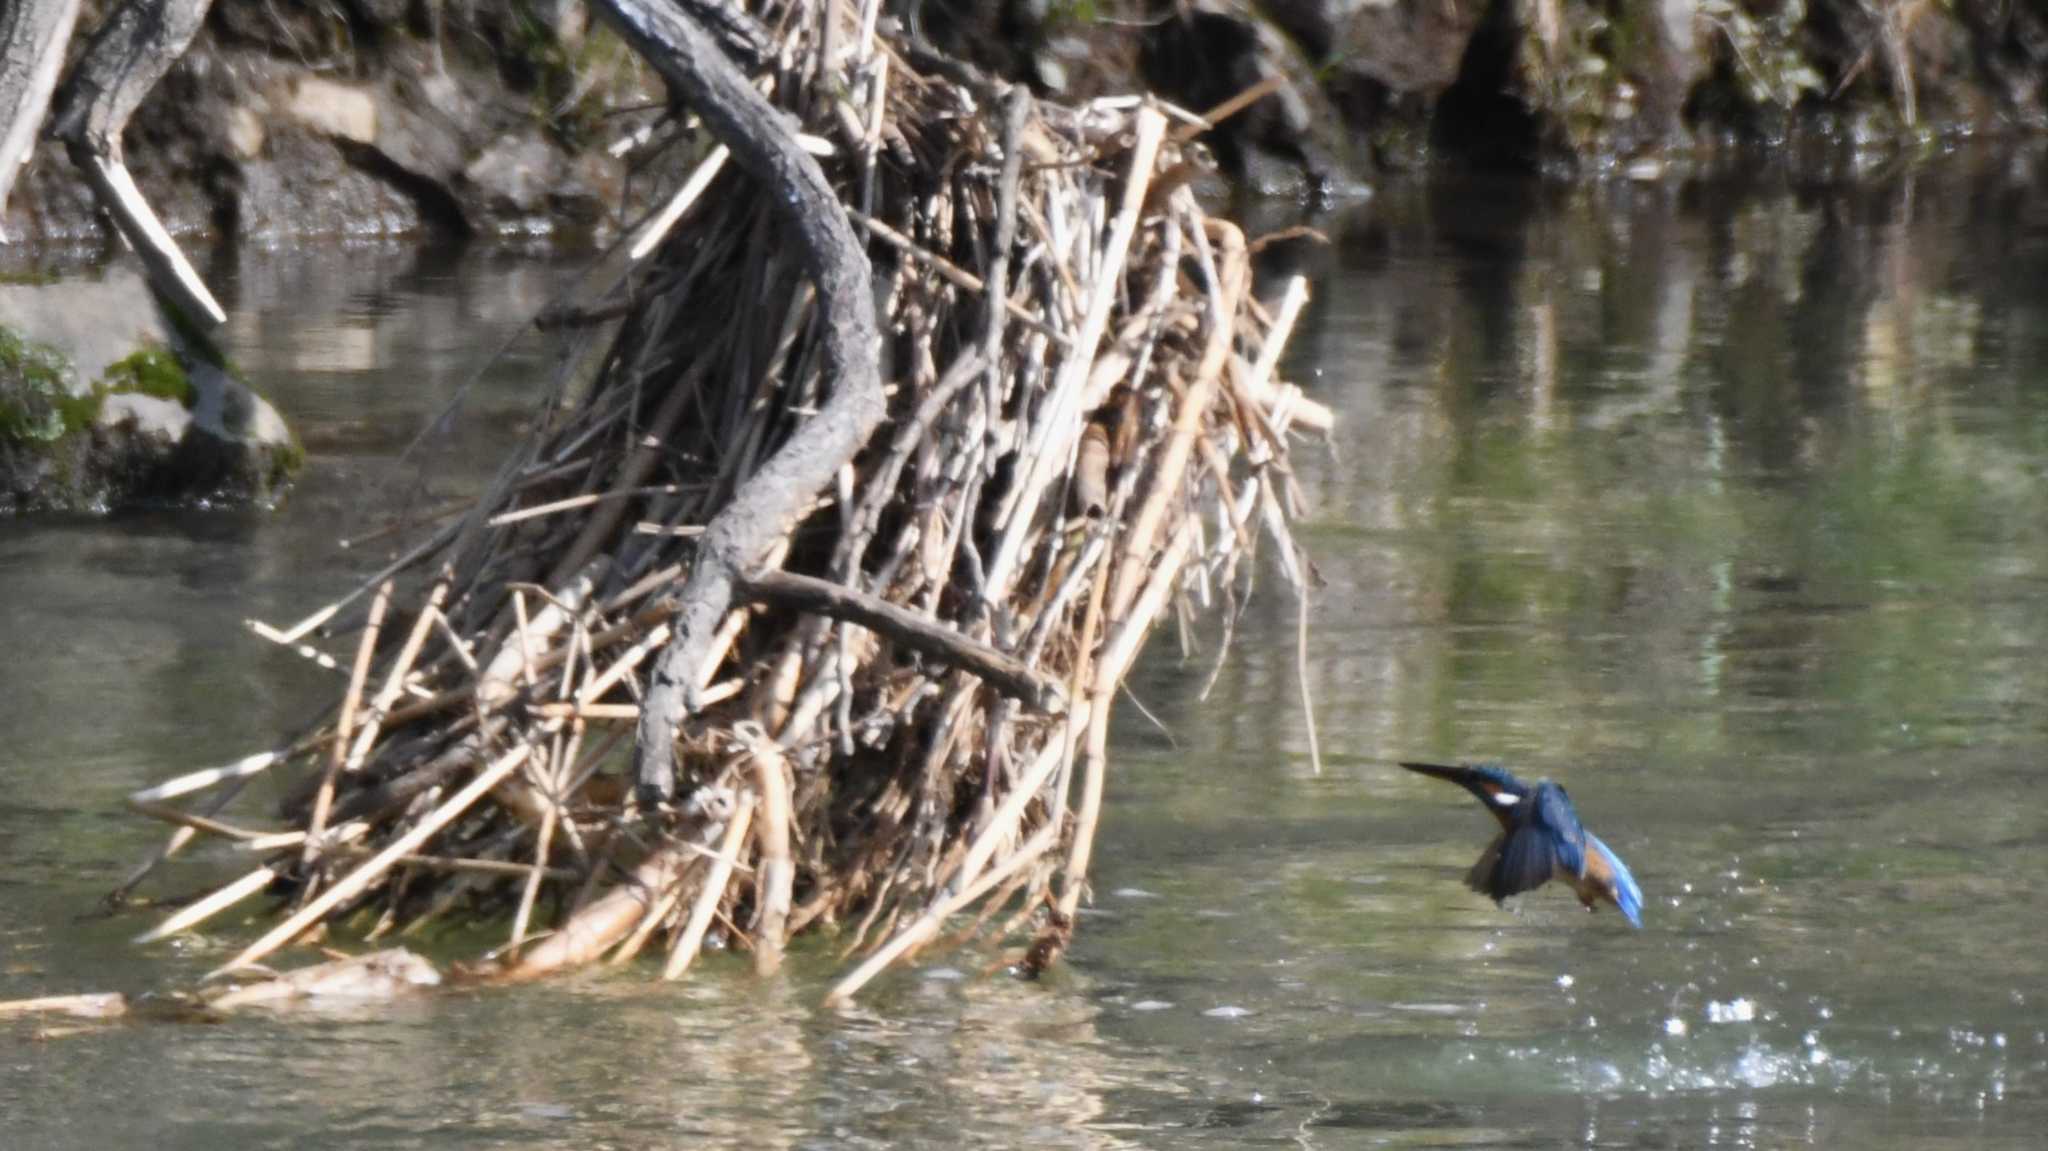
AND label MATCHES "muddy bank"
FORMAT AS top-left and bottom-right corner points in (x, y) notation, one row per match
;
(7, 0), (2040, 248)
(7, 1), (2042, 247)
